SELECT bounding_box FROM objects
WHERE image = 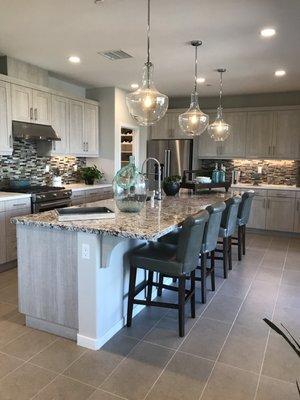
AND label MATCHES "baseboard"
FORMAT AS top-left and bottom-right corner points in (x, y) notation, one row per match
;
(26, 316), (77, 340)
(0, 260), (17, 273)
